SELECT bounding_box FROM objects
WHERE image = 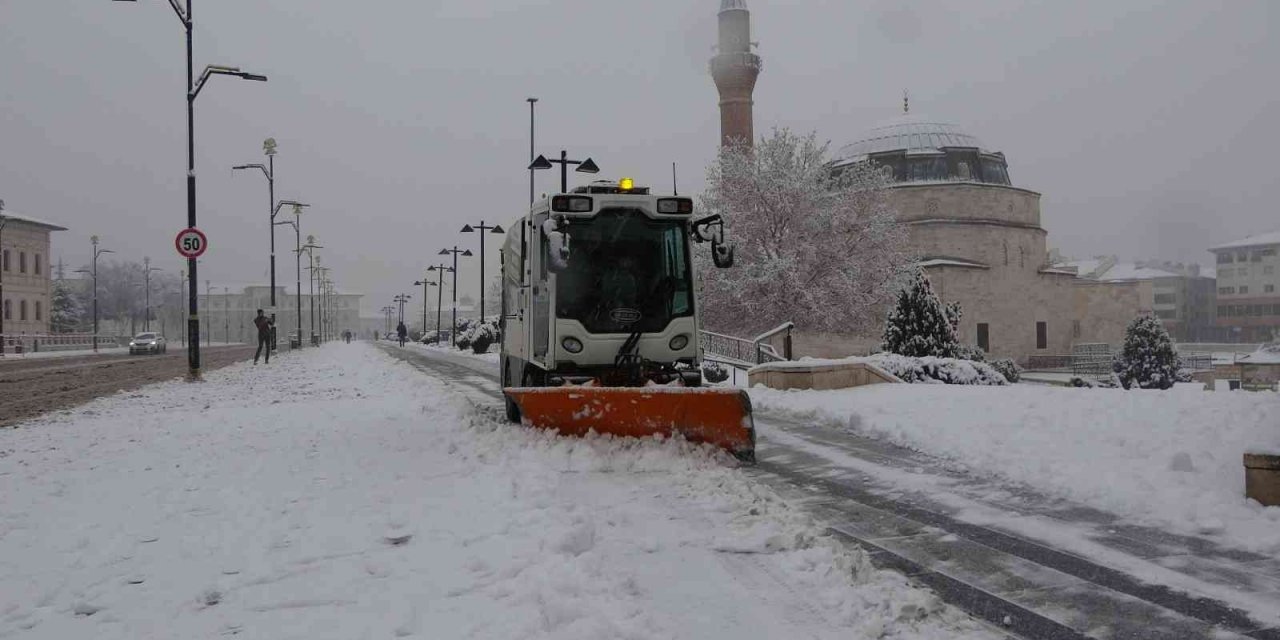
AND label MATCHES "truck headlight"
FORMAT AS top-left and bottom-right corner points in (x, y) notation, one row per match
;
(669, 334), (690, 351)
(562, 337), (584, 354)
